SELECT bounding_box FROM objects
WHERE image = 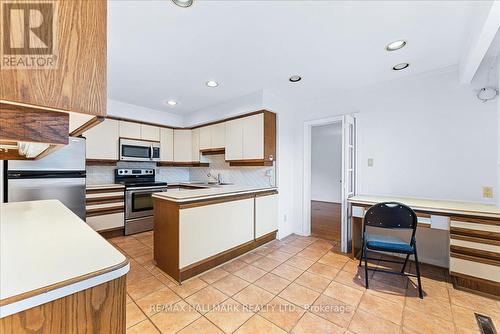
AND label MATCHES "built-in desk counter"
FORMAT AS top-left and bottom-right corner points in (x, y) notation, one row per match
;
(348, 195), (500, 297)
(153, 186), (278, 282)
